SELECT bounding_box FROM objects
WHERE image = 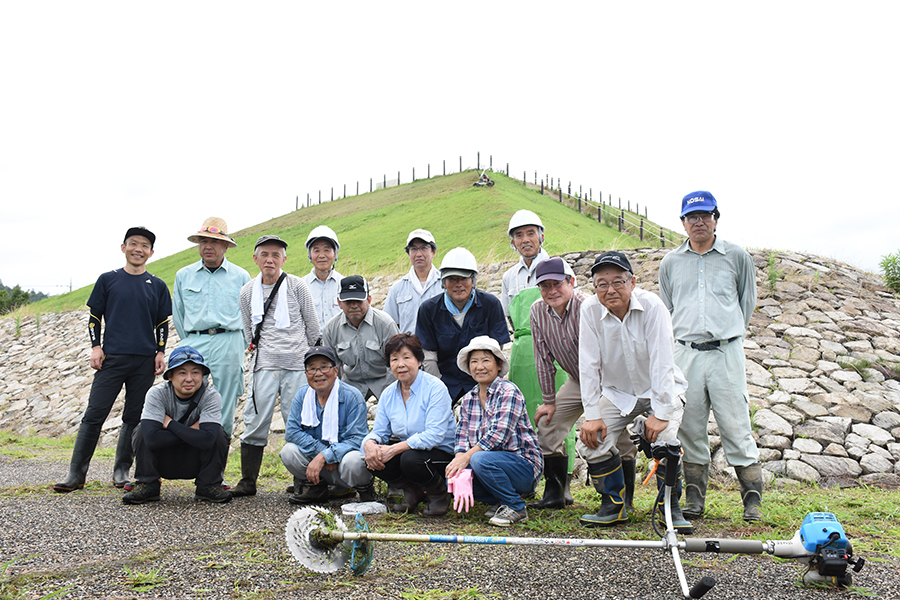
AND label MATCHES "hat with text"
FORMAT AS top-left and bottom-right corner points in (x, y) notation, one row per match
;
(406, 228), (436, 248)
(535, 257), (575, 284)
(188, 217), (237, 248)
(304, 346), (338, 367)
(123, 226), (156, 248)
(164, 345), (210, 380)
(254, 235), (288, 250)
(680, 190), (718, 217)
(338, 275), (369, 301)
(590, 251), (633, 275)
